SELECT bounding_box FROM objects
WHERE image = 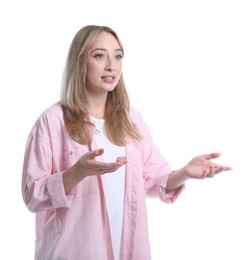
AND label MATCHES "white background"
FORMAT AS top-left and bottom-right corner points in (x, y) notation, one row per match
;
(1, 0), (250, 259)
